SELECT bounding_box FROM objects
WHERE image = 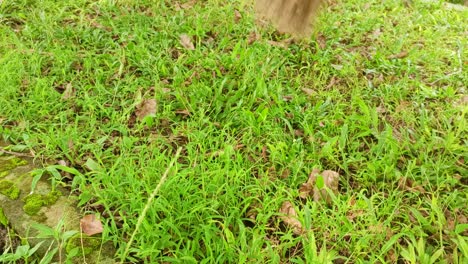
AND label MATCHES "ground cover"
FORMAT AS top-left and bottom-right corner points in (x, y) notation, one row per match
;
(0, 0), (467, 262)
